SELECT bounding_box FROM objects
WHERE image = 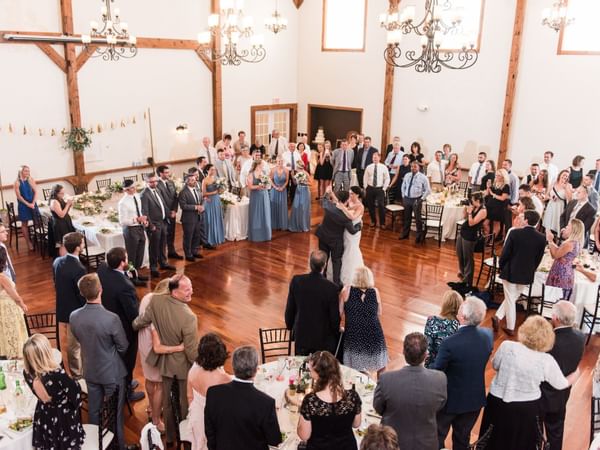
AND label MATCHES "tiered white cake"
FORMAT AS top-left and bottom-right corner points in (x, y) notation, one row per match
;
(313, 127), (325, 144)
